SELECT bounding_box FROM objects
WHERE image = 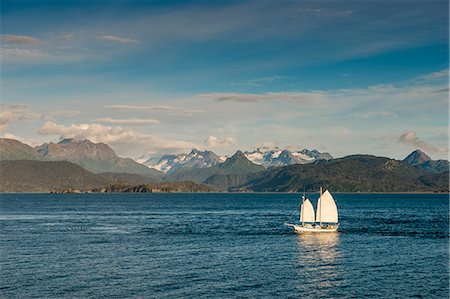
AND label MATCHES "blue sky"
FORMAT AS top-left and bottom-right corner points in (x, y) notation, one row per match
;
(1, 0), (449, 159)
